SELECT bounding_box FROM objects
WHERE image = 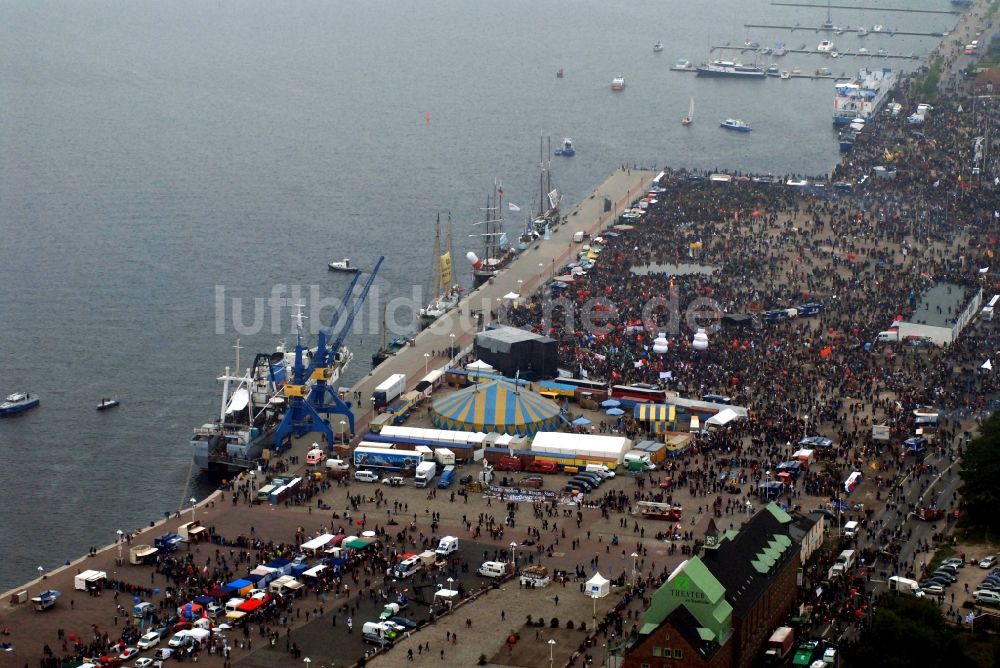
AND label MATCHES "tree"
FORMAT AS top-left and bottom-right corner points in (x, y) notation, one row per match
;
(846, 596), (949, 668)
(959, 412), (1000, 533)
